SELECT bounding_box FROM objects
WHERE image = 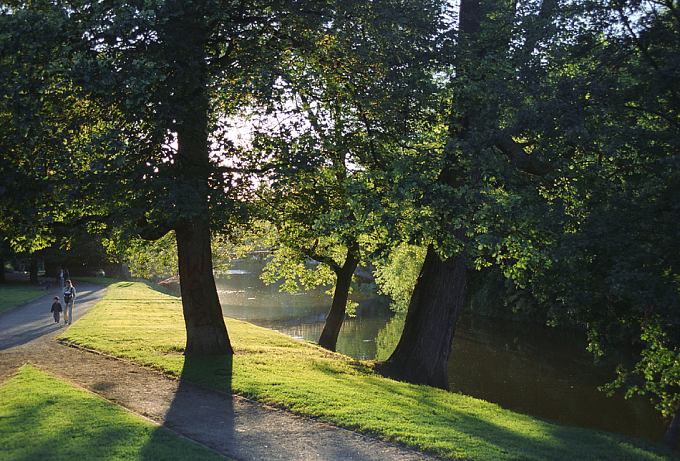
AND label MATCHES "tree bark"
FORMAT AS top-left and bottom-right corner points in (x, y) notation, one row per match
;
(318, 248), (359, 351)
(377, 245), (468, 389)
(0, 255), (5, 283)
(29, 256), (38, 284)
(176, 220), (233, 355)
(167, 3), (232, 355)
(376, 0), (482, 389)
(663, 406), (680, 450)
